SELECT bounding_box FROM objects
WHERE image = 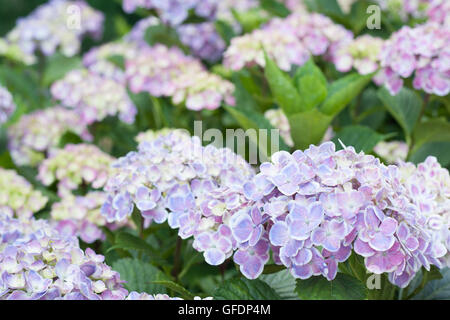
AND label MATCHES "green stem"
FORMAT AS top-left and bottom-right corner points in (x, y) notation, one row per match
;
(171, 237), (183, 281)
